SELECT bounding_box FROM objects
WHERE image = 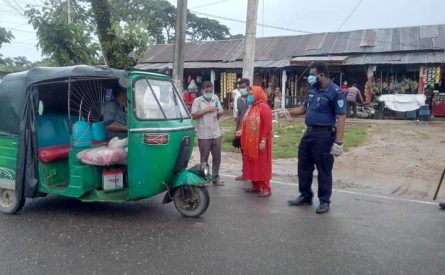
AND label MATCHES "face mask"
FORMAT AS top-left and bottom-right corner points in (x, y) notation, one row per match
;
(308, 74), (321, 88)
(203, 92), (213, 100)
(239, 88), (248, 96)
(308, 75), (318, 86)
(246, 95), (254, 105)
